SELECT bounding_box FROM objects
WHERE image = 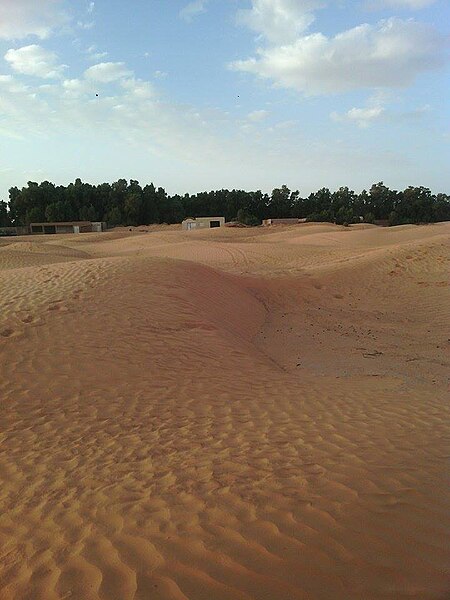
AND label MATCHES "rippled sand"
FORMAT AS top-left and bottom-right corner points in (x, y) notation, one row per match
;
(0, 222), (449, 600)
